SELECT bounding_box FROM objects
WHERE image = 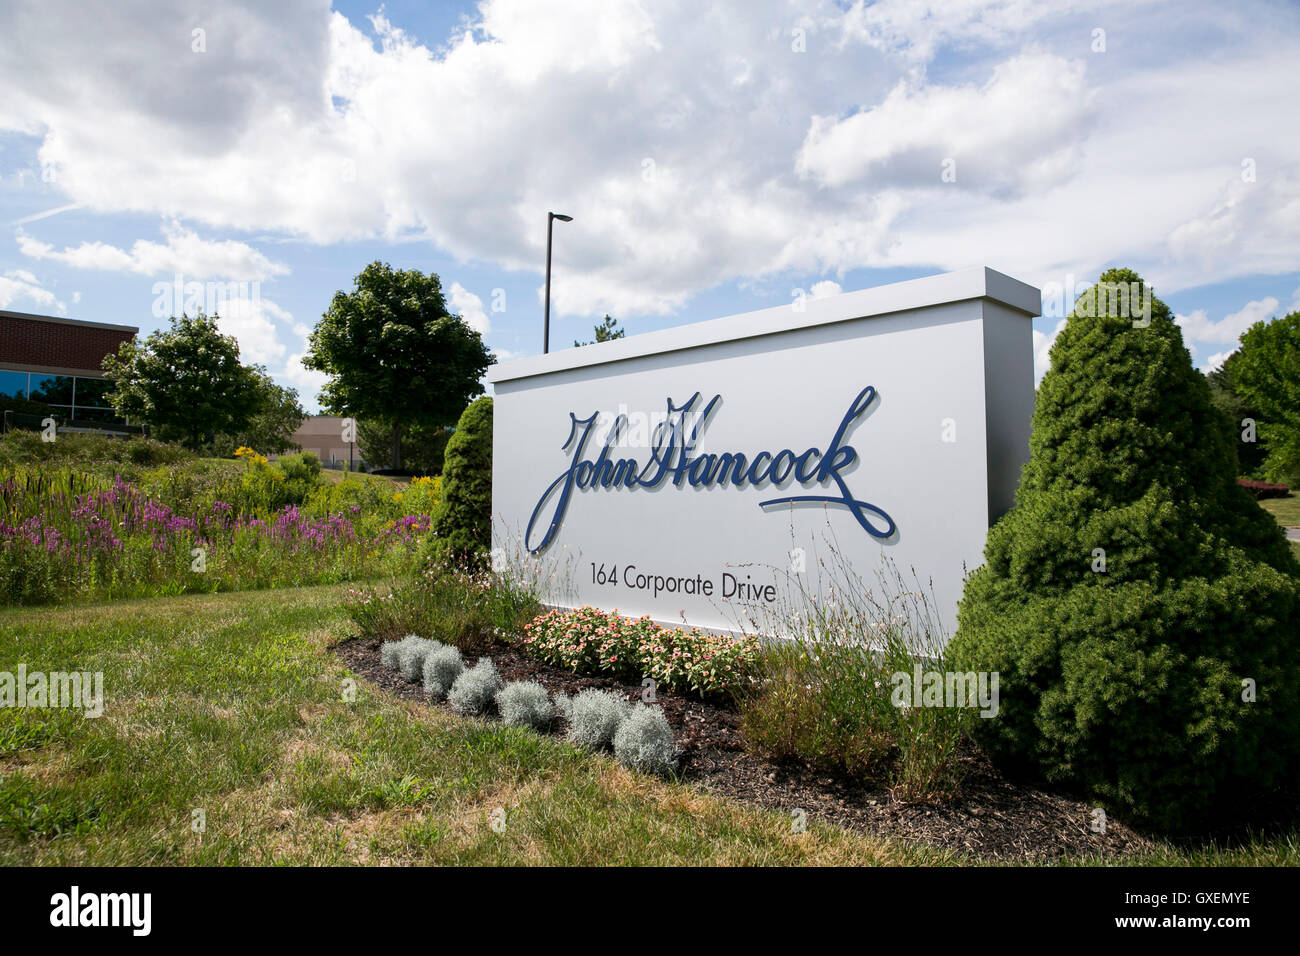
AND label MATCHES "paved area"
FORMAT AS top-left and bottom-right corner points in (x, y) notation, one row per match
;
(1287, 527), (1300, 542)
